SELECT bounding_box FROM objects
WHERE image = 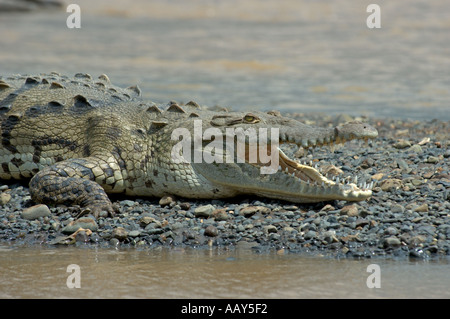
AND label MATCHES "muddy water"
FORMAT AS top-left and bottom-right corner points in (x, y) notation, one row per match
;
(1, 245), (449, 299)
(1, 0), (450, 299)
